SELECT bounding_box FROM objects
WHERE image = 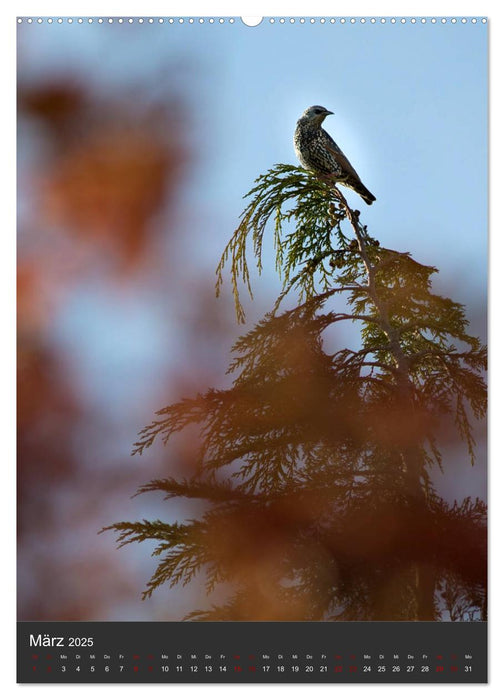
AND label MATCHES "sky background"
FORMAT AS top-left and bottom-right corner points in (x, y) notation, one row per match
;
(17, 16), (487, 622)
(19, 16), (488, 281)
